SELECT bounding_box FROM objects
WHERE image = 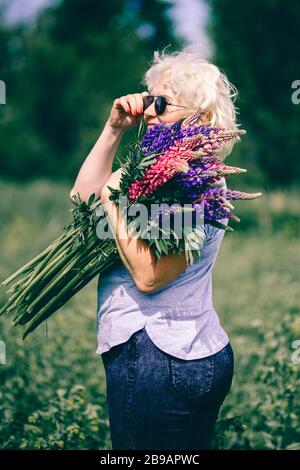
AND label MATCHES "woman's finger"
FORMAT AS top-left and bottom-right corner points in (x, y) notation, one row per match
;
(127, 94), (146, 116)
(134, 93), (145, 115)
(125, 94), (139, 116)
(115, 96), (131, 113)
(115, 91), (149, 115)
